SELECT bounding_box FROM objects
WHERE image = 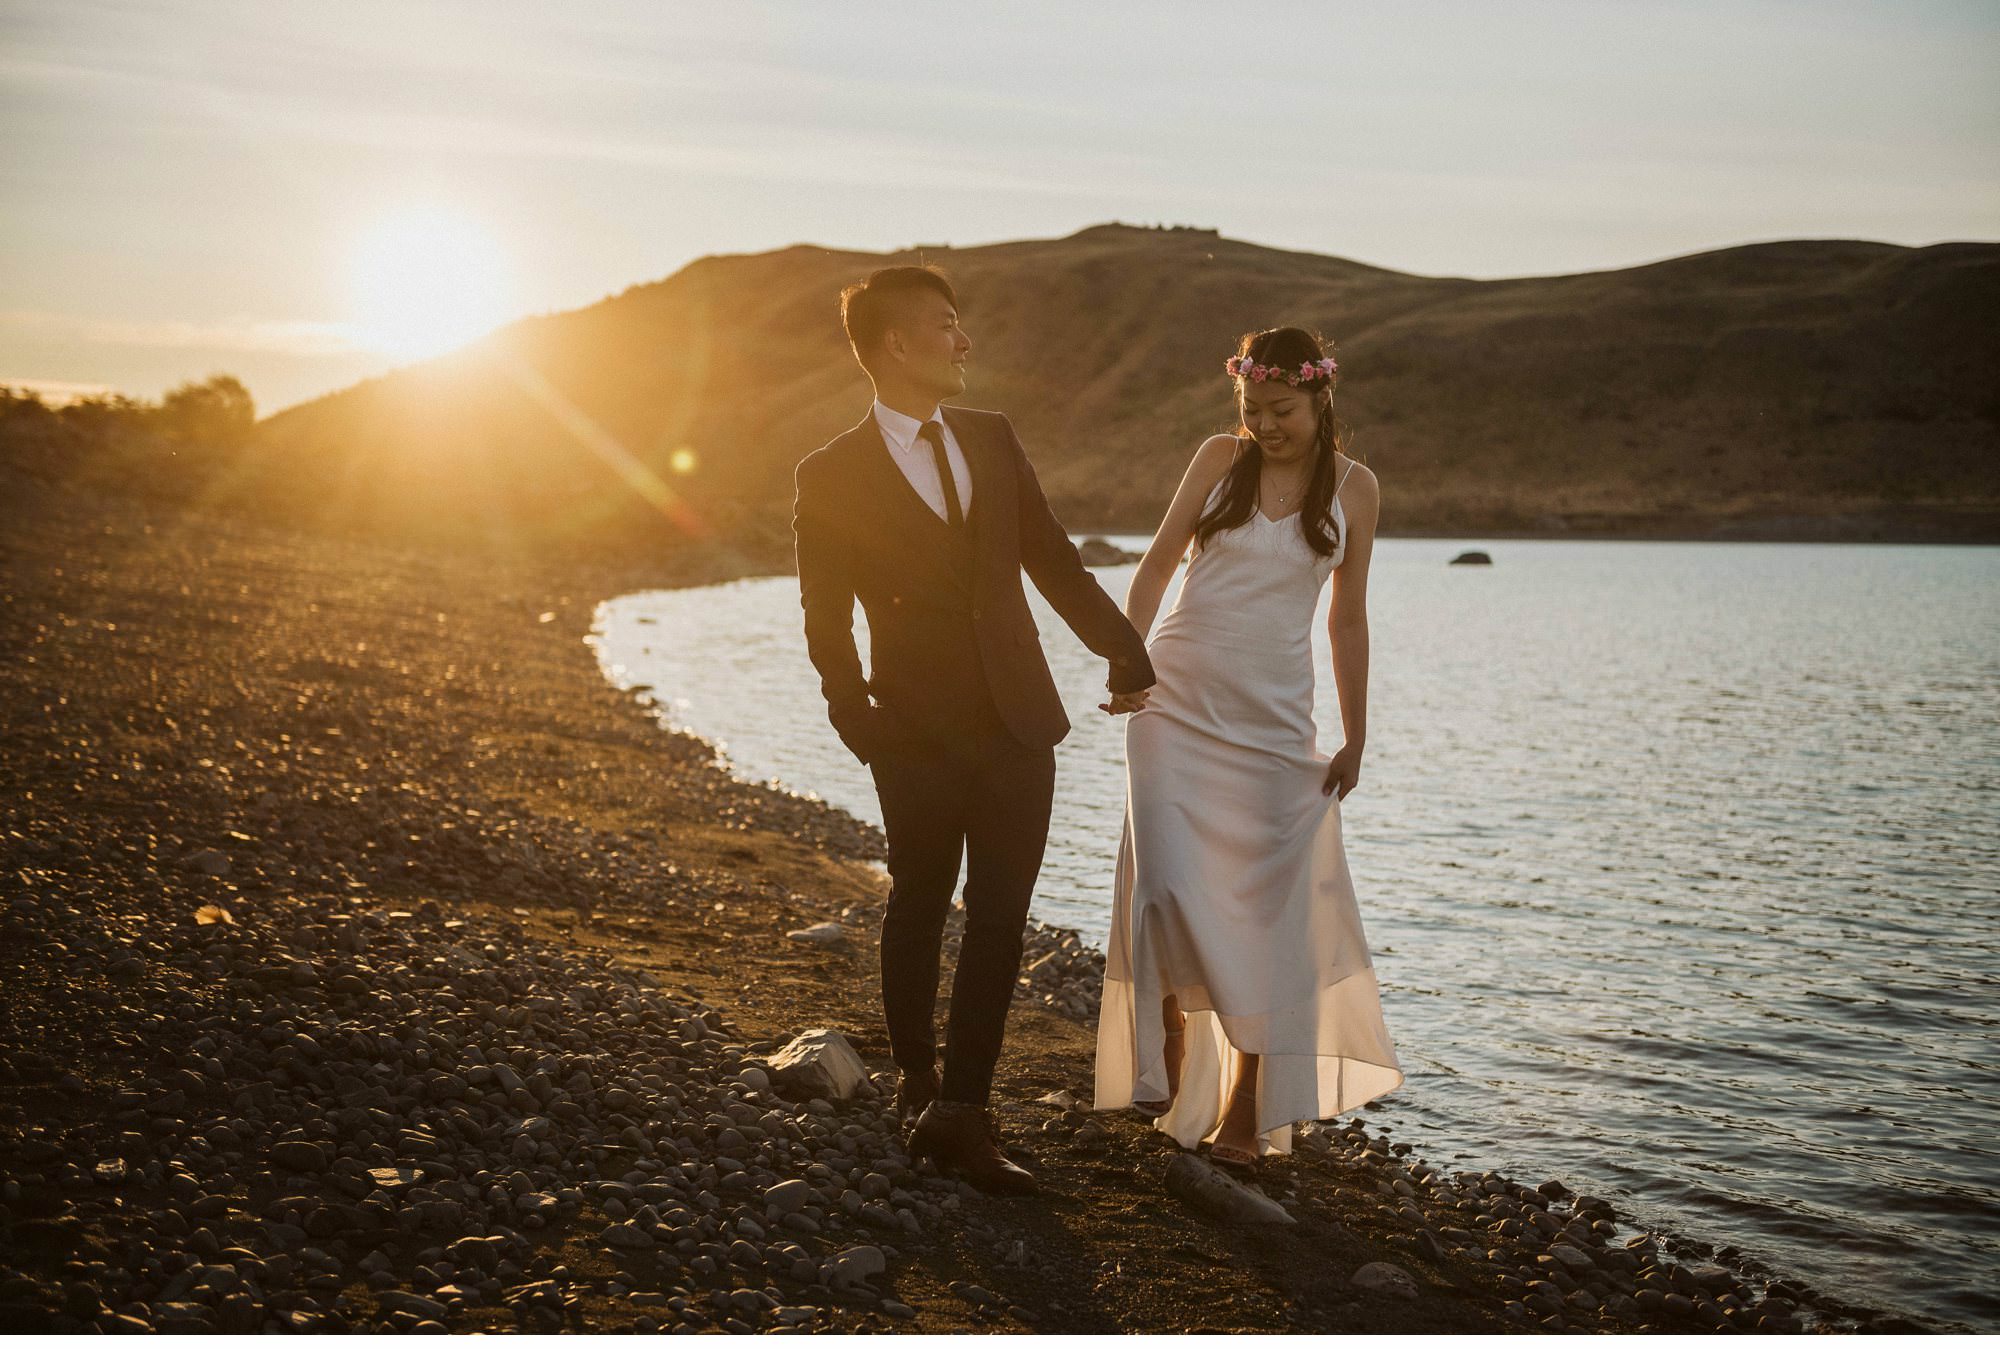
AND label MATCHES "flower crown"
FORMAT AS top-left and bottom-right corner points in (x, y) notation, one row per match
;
(1225, 354), (1338, 386)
